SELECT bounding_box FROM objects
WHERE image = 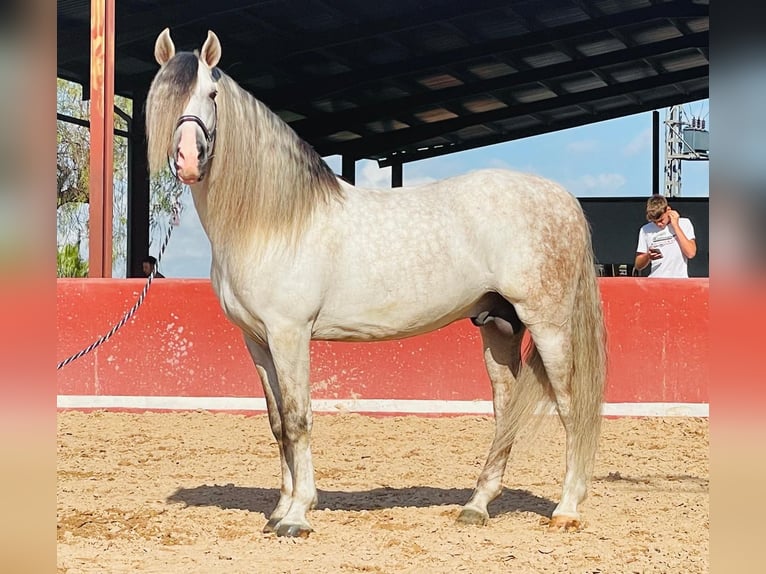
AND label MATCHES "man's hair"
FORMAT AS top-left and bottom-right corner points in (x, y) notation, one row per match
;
(143, 255), (158, 266)
(645, 194), (668, 222)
